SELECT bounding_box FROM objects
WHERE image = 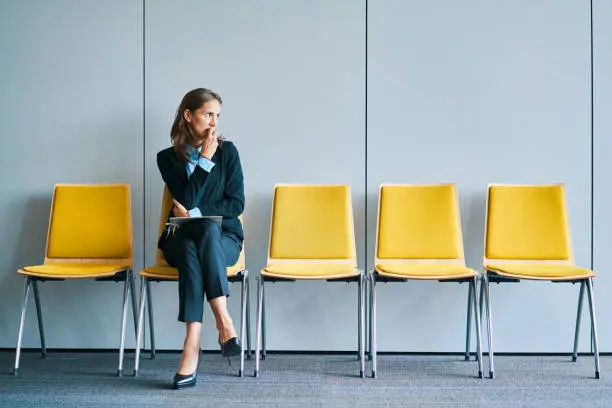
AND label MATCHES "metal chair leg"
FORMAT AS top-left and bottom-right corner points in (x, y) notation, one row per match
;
(371, 271), (377, 378)
(246, 274), (252, 359)
(572, 280), (585, 362)
(128, 271), (138, 334)
(254, 276), (264, 377)
(13, 278), (32, 376)
(31, 279), (46, 359)
(483, 273), (494, 379)
(239, 270), (248, 377)
(471, 277), (484, 379)
(368, 272), (373, 361)
(145, 279), (156, 359)
(465, 280), (473, 361)
(479, 277), (485, 324)
(133, 276), (148, 377)
(261, 279), (267, 360)
(585, 278), (600, 379)
(117, 273), (131, 377)
(359, 272), (365, 378)
(358, 271), (363, 362)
